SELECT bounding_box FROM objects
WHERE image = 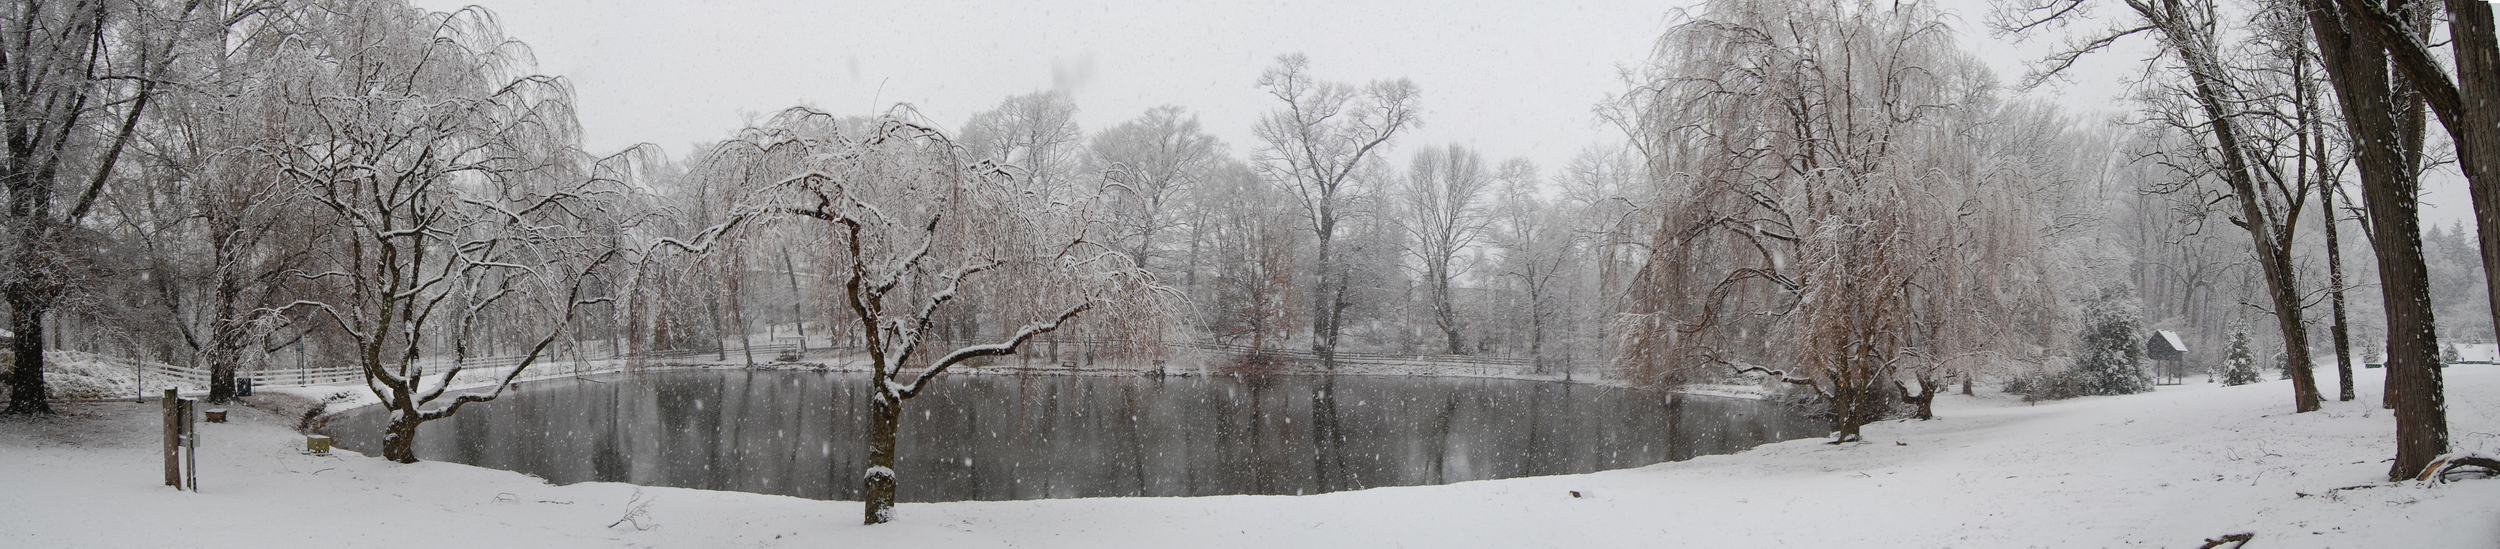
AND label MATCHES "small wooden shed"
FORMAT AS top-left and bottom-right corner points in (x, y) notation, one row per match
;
(2147, 331), (2187, 361)
(2147, 331), (2188, 384)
